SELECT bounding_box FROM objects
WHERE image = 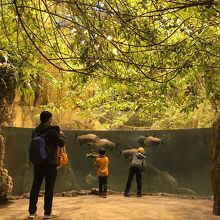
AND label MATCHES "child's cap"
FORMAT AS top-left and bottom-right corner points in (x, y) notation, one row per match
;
(138, 147), (145, 154)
